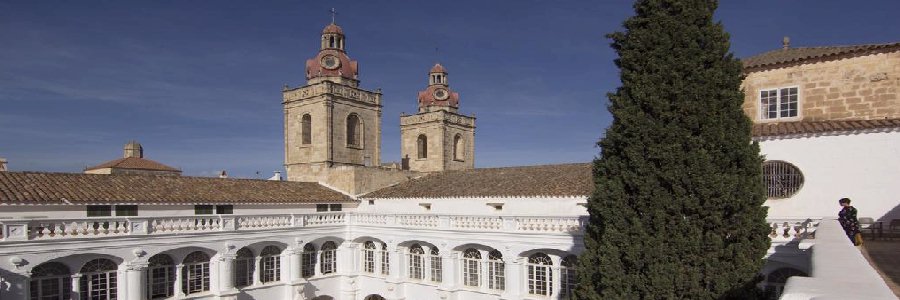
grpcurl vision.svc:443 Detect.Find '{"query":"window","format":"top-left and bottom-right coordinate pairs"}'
top-left (453, 134), bottom-right (464, 161)
top-left (301, 114), bottom-right (312, 145)
top-left (320, 241), bottom-right (337, 275)
top-left (87, 205), bottom-right (111, 217)
top-left (115, 205), bottom-right (138, 216)
top-left (760, 87), bottom-right (799, 120)
top-left (260, 246), bottom-right (282, 283)
top-left (527, 253), bottom-right (553, 296)
top-left (380, 242), bottom-right (390, 276)
top-left (765, 268), bottom-right (807, 299)
top-left (560, 255), bottom-right (578, 299)
top-left (80, 258), bottom-right (118, 300)
top-left (301, 244), bottom-right (317, 278)
top-left (462, 249), bottom-right (481, 287)
top-left (488, 250), bottom-right (505, 290)
top-left (30, 262), bottom-right (72, 300)
top-left (363, 241), bottom-right (376, 273)
top-left (762, 160), bottom-right (804, 199)
top-left (316, 204), bottom-right (329, 212)
top-left (234, 248), bottom-right (254, 288)
top-left (147, 254), bottom-right (175, 299)
top-left (417, 134), bottom-right (427, 159)
top-left (216, 205), bottom-right (233, 215)
top-left (429, 247), bottom-right (442, 283)
top-left (316, 204), bottom-right (342, 212)
top-left (194, 205), bottom-right (213, 215)
top-left (182, 251), bottom-right (210, 295)
top-left (408, 244), bottom-right (424, 280)
top-left (329, 204), bottom-right (342, 211)
top-left (347, 114), bottom-right (362, 148)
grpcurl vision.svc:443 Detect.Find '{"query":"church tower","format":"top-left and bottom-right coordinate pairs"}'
top-left (283, 21), bottom-right (383, 183)
top-left (400, 64), bottom-right (476, 172)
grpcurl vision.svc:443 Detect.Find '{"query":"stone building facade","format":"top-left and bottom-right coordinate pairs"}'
top-left (400, 64), bottom-right (476, 172)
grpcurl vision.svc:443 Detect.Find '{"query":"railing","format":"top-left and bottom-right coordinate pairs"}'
top-left (767, 218), bottom-right (819, 243)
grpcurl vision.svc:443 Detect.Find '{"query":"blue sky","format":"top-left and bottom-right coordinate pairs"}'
top-left (1, 1), bottom-right (898, 178)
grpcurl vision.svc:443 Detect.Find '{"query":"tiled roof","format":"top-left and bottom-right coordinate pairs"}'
top-left (363, 163), bottom-right (593, 199)
top-left (742, 42), bottom-right (900, 71)
top-left (0, 172), bottom-right (353, 204)
top-left (84, 157), bottom-right (180, 172)
top-left (752, 118), bottom-right (900, 138)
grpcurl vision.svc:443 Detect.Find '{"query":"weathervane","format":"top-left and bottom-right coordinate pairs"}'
top-left (330, 8), bottom-right (338, 24)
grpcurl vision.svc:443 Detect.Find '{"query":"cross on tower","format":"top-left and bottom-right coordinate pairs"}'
top-left (329, 8), bottom-right (338, 24)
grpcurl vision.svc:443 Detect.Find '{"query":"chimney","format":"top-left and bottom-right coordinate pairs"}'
top-left (0, 157), bottom-right (7, 172)
top-left (123, 141), bottom-right (143, 158)
top-left (782, 36), bottom-right (790, 50)
top-left (218, 170), bottom-right (228, 179)
top-left (268, 171), bottom-right (283, 181)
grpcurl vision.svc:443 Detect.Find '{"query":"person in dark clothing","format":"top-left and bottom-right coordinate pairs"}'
top-left (838, 197), bottom-right (862, 245)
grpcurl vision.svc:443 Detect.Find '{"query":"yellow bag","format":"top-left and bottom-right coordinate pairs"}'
top-left (854, 233), bottom-right (864, 246)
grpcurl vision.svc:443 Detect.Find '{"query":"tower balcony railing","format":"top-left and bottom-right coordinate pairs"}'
top-left (0, 213), bottom-right (817, 244)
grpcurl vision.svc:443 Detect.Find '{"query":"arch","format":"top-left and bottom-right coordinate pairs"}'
top-left (762, 160), bottom-right (804, 199)
top-left (453, 134), bottom-right (464, 161)
top-left (80, 258), bottom-right (118, 300)
top-left (301, 243), bottom-right (317, 278)
top-left (488, 250), bottom-right (505, 290)
top-left (560, 255), bottom-right (578, 299)
top-left (364, 295), bottom-right (386, 300)
top-left (417, 134), bottom-right (427, 159)
top-left (301, 113), bottom-right (312, 145)
top-left (320, 241), bottom-right (338, 275)
top-left (765, 267), bottom-right (808, 298)
top-left (260, 245), bottom-right (282, 283)
top-left (527, 252), bottom-right (553, 296)
top-left (147, 254), bottom-right (176, 299)
top-left (182, 251), bottom-right (211, 295)
top-left (346, 113), bottom-right (363, 148)
top-left (312, 296), bottom-right (335, 300)
top-left (408, 244), bottom-right (425, 280)
top-left (462, 248), bottom-right (481, 287)
top-left (234, 247), bottom-right (255, 288)
top-left (30, 262), bottom-right (72, 300)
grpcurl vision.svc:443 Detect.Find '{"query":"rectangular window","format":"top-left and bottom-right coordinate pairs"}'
top-left (316, 204), bottom-right (329, 212)
top-left (194, 205), bottom-right (214, 215)
top-left (329, 204), bottom-right (342, 211)
top-left (114, 205), bottom-right (138, 216)
top-left (86, 205), bottom-right (112, 217)
top-left (215, 205), bottom-right (233, 215)
top-left (760, 87), bottom-right (799, 120)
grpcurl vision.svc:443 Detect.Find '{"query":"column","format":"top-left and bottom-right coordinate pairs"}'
top-left (216, 253), bottom-right (236, 296)
top-left (501, 257), bottom-right (523, 300)
top-left (440, 251), bottom-right (457, 289)
top-left (288, 248), bottom-right (302, 283)
top-left (125, 263), bottom-right (148, 300)
top-left (252, 257), bottom-right (262, 285)
top-left (551, 256), bottom-right (562, 298)
top-left (338, 243), bottom-right (359, 300)
top-left (12, 270), bottom-right (31, 300)
top-left (388, 245), bottom-right (402, 281)
top-left (173, 264), bottom-right (185, 298)
top-left (71, 273), bottom-right (82, 300)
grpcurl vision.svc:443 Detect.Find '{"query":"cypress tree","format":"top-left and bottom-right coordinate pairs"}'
top-left (575, 0), bottom-right (771, 299)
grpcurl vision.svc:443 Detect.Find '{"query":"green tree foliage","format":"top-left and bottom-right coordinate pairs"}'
top-left (575, 0), bottom-right (771, 299)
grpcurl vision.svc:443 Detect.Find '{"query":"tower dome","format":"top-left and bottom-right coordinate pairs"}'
top-left (323, 23), bottom-right (344, 35)
top-left (418, 63), bottom-right (459, 112)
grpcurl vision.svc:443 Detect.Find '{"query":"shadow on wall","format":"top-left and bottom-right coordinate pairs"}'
top-left (0, 268), bottom-right (28, 300)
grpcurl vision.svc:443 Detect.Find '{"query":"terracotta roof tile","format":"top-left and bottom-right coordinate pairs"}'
top-left (84, 157), bottom-right (180, 172)
top-left (0, 172), bottom-right (352, 204)
top-left (742, 42), bottom-right (900, 71)
top-left (752, 118), bottom-right (900, 138)
top-left (363, 163), bottom-right (593, 199)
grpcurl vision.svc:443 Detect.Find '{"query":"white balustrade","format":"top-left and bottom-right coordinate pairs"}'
top-left (28, 219), bottom-right (130, 240)
top-left (306, 213), bottom-right (346, 226)
top-left (151, 217), bottom-right (221, 233)
top-left (516, 217), bottom-right (584, 233)
top-left (355, 213), bottom-right (388, 225)
top-left (397, 215), bottom-right (439, 228)
top-left (237, 215), bottom-right (292, 229)
top-left (768, 218), bottom-right (819, 242)
top-left (449, 216), bottom-right (503, 230)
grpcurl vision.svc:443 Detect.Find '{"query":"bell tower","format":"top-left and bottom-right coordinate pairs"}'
top-left (400, 64), bottom-right (476, 172)
top-left (283, 20), bottom-right (383, 184)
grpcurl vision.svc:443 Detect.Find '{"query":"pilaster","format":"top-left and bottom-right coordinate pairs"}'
top-left (125, 262), bottom-right (148, 300)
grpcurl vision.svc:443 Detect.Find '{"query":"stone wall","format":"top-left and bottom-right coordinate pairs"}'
top-left (286, 163), bottom-right (420, 196)
top-left (400, 110), bottom-right (475, 172)
top-left (741, 50), bottom-right (900, 122)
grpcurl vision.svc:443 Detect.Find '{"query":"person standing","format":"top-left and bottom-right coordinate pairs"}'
top-left (838, 197), bottom-right (863, 246)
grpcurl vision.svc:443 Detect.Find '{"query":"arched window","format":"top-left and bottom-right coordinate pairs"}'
top-left (380, 242), bottom-right (390, 276)
top-left (80, 258), bottom-right (118, 300)
top-left (301, 244), bottom-right (317, 278)
top-left (301, 114), bottom-right (312, 145)
top-left (346, 114), bottom-right (362, 148)
top-left (453, 134), bottom-right (464, 161)
top-left (560, 255), bottom-right (578, 299)
top-left (260, 246), bottom-right (282, 283)
top-left (417, 134), bottom-right (428, 159)
top-left (488, 250), bottom-right (505, 290)
top-left (147, 254), bottom-right (175, 299)
top-left (429, 247), bottom-right (442, 283)
top-left (765, 268), bottom-right (807, 298)
top-left (762, 160), bottom-right (804, 199)
top-left (462, 249), bottom-right (481, 287)
top-left (182, 251), bottom-right (210, 295)
top-left (234, 248), bottom-right (254, 288)
top-left (364, 295), bottom-right (386, 300)
top-left (30, 262), bottom-right (72, 300)
top-left (363, 241), bottom-right (376, 273)
top-left (320, 241), bottom-right (337, 275)
top-left (408, 244), bottom-right (424, 280)
top-left (527, 253), bottom-right (553, 296)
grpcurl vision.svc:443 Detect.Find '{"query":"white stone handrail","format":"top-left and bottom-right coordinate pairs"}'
top-left (780, 218), bottom-right (895, 300)
top-left (151, 216), bottom-right (222, 233)
top-left (25, 218), bottom-right (131, 240)
top-left (767, 218), bottom-right (820, 243)
top-left (237, 215), bottom-right (292, 229)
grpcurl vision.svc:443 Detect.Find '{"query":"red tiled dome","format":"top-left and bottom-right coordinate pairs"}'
top-left (430, 63), bottom-right (447, 73)
top-left (305, 49), bottom-right (359, 80)
top-left (323, 23), bottom-right (344, 35)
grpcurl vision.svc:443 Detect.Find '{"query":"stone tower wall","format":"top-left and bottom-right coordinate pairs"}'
top-left (400, 110), bottom-right (475, 172)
